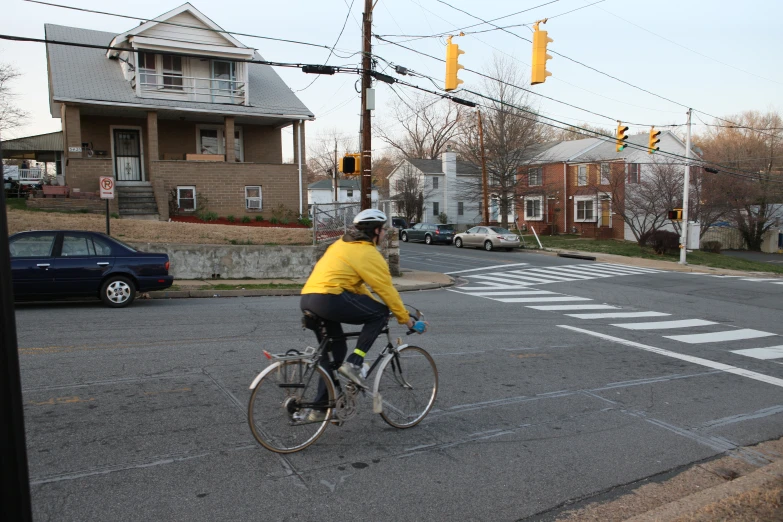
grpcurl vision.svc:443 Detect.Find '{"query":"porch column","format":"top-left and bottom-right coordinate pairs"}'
top-left (224, 116), bottom-right (235, 163)
top-left (146, 111), bottom-right (159, 179)
top-left (62, 104), bottom-right (82, 160)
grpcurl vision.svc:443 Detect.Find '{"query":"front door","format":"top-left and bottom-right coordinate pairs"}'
top-left (600, 200), bottom-right (611, 227)
top-left (113, 129), bottom-right (142, 181)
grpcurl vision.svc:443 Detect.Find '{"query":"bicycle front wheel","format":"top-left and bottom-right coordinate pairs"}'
top-left (376, 345), bottom-right (438, 429)
top-left (248, 360), bottom-right (335, 453)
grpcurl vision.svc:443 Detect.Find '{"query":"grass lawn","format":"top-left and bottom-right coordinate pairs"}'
top-left (209, 283), bottom-right (303, 290)
top-left (521, 234), bottom-right (783, 274)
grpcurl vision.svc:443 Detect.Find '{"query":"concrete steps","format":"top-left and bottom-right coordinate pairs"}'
top-left (117, 184), bottom-right (159, 220)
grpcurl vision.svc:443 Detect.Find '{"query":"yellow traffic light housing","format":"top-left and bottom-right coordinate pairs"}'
top-left (339, 154), bottom-right (361, 176)
top-left (445, 36), bottom-right (465, 92)
top-left (531, 21), bottom-right (553, 85)
top-left (667, 208), bottom-right (683, 221)
top-left (648, 127), bottom-right (662, 154)
top-left (616, 123), bottom-right (629, 152)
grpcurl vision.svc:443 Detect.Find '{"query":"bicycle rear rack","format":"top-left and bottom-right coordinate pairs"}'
top-left (263, 346), bottom-right (318, 362)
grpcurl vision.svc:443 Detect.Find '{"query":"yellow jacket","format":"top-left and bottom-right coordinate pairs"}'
top-left (302, 237), bottom-right (409, 324)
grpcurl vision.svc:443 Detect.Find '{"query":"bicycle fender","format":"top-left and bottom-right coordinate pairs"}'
top-left (371, 344), bottom-right (410, 396)
top-left (249, 363), bottom-right (280, 390)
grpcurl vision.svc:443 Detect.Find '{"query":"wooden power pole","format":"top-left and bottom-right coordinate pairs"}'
top-left (360, 0), bottom-right (373, 210)
top-left (477, 109), bottom-right (489, 225)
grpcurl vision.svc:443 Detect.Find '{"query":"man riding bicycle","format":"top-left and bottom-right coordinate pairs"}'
top-left (300, 209), bottom-right (423, 421)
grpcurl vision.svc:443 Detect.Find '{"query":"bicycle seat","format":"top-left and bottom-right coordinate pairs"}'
top-left (301, 309), bottom-right (324, 331)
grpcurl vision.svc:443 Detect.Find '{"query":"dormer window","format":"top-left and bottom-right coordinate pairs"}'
top-left (138, 52), bottom-right (183, 91)
top-left (138, 52), bottom-right (156, 88)
top-left (211, 61), bottom-right (236, 102)
top-left (161, 55), bottom-right (183, 90)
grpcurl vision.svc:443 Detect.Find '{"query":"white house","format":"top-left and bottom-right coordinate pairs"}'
top-left (307, 178), bottom-right (378, 205)
top-left (387, 151), bottom-right (514, 227)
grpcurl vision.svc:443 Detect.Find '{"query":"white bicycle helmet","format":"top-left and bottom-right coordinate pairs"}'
top-left (353, 208), bottom-right (388, 226)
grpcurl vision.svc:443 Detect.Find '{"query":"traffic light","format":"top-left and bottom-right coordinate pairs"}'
top-left (445, 36), bottom-right (465, 92)
top-left (616, 122), bottom-right (629, 152)
top-left (531, 22), bottom-right (553, 85)
top-left (339, 154), bottom-right (361, 176)
top-left (648, 127), bottom-right (661, 154)
top-left (667, 208), bottom-right (683, 221)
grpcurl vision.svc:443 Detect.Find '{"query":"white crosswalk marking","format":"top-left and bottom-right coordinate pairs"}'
top-left (566, 311), bottom-right (671, 319)
top-left (494, 296), bottom-right (593, 303)
top-left (665, 329), bottom-right (777, 344)
top-left (467, 290), bottom-right (556, 296)
top-left (731, 346), bottom-right (783, 360)
top-left (527, 304), bottom-right (620, 311)
top-left (469, 274), bottom-right (564, 285)
top-left (611, 319), bottom-right (717, 330)
top-left (459, 285), bottom-right (533, 290)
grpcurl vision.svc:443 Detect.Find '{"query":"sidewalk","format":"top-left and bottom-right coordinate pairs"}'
top-left (147, 269), bottom-right (454, 299)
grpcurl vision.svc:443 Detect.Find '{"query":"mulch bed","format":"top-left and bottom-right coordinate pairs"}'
top-left (170, 216), bottom-right (308, 228)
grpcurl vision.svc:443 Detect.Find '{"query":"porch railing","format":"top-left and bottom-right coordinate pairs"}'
top-left (19, 168), bottom-right (44, 183)
top-left (139, 72), bottom-right (246, 104)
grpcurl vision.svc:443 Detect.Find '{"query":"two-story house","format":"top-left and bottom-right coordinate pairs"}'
top-left (517, 131), bottom-right (693, 241)
top-left (46, 3), bottom-right (313, 219)
top-left (307, 178), bottom-right (379, 206)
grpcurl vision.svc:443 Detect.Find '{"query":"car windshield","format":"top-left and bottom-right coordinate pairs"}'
top-left (437, 224), bottom-right (455, 230)
top-left (489, 227), bottom-right (512, 234)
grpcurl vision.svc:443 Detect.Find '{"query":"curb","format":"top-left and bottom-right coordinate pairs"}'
top-left (627, 459), bottom-right (783, 521)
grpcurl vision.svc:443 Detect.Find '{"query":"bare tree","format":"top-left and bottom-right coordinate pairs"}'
top-left (0, 63), bottom-right (28, 134)
top-left (697, 111), bottom-right (783, 250)
top-left (552, 123), bottom-right (612, 142)
top-left (306, 128), bottom-right (355, 183)
top-left (374, 91), bottom-right (463, 160)
top-left (455, 55), bottom-right (549, 228)
top-left (390, 162), bottom-right (431, 224)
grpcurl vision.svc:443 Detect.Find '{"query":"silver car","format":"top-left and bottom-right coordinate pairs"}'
top-left (454, 226), bottom-right (521, 251)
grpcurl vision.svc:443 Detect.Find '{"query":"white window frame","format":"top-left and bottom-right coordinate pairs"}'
top-left (528, 168), bottom-right (542, 187)
top-left (458, 201), bottom-right (464, 216)
top-left (195, 125), bottom-right (244, 161)
top-left (109, 125), bottom-right (145, 182)
top-left (161, 55), bottom-right (184, 90)
top-left (627, 163), bottom-right (640, 184)
top-left (600, 163), bottom-right (611, 185)
top-left (346, 189), bottom-right (354, 198)
top-left (432, 176), bottom-right (439, 189)
top-left (574, 197), bottom-right (597, 222)
top-left (245, 186), bottom-right (262, 210)
top-left (524, 196), bottom-right (544, 221)
top-left (432, 201), bottom-right (440, 216)
top-left (177, 186), bottom-right (196, 212)
top-left (577, 165), bottom-right (588, 186)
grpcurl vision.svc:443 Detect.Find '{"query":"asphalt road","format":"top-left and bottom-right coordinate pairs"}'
top-left (16, 242), bottom-right (783, 521)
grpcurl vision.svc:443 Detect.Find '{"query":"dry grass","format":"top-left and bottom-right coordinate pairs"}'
top-left (7, 209), bottom-right (312, 245)
top-left (673, 478), bottom-right (783, 522)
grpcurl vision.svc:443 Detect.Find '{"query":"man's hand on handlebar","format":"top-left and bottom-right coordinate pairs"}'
top-left (406, 316), bottom-right (428, 334)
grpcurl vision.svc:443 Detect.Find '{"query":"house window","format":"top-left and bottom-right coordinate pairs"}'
top-left (245, 186), bottom-right (262, 210)
top-left (347, 189), bottom-right (353, 198)
top-left (432, 202), bottom-right (440, 216)
top-left (212, 60), bottom-right (237, 101)
top-left (575, 199), bottom-right (596, 222)
top-left (577, 165), bottom-right (587, 186)
top-left (600, 163), bottom-right (611, 185)
top-left (138, 52), bottom-right (156, 87)
top-left (528, 168), bottom-right (542, 186)
top-left (627, 163), bottom-right (640, 184)
top-left (161, 55), bottom-right (183, 90)
top-left (432, 176), bottom-right (439, 189)
top-left (525, 197), bottom-right (543, 220)
top-left (177, 186), bottom-right (196, 211)
top-left (458, 202), bottom-right (464, 216)
top-left (196, 126), bottom-right (244, 161)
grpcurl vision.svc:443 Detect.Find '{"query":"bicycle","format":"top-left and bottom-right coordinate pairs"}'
top-left (247, 306), bottom-right (438, 454)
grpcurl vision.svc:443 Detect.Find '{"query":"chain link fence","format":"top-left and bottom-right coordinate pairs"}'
top-left (311, 200), bottom-right (394, 245)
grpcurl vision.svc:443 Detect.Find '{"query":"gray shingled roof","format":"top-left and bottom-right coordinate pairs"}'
top-left (308, 179), bottom-right (378, 190)
top-left (408, 158), bottom-right (481, 175)
top-left (45, 24), bottom-right (313, 119)
top-left (1, 131), bottom-right (63, 153)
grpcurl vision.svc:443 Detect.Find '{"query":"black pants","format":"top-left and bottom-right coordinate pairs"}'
top-left (300, 292), bottom-right (390, 406)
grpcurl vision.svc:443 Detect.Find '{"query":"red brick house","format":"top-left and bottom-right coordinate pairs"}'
top-left (517, 131), bottom-right (692, 241)
top-left (46, 3), bottom-right (313, 220)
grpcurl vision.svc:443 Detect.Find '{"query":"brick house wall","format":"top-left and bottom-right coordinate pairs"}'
top-left (517, 162), bottom-right (567, 235)
top-left (150, 161), bottom-right (300, 220)
top-left (65, 158), bottom-right (118, 213)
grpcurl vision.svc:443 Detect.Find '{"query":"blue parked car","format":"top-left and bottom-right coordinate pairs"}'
top-left (9, 230), bottom-right (173, 307)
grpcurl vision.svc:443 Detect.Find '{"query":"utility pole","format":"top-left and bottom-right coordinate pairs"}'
top-left (679, 108), bottom-right (692, 265)
top-left (360, 0), bottom-right (373, 210)
top-left (333, 138), bottom-right (338, 202)
top-left (477, 109), bottom-right (489, 225)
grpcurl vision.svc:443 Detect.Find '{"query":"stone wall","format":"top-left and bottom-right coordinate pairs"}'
top-left (130, 243), bottom-right (317, 279)
top-left (64, 159), bottom-right (118, 213)
top-left (26, 197), bottom-right (105, 213)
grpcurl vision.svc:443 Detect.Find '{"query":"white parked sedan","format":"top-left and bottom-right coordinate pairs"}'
top-left (453, 226), bottom-right (522, 251)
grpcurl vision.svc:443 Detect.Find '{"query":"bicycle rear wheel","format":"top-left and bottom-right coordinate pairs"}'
top-left (248, 360), bottom-right (335, 453)
top-left (376, 346), bottom-right (438, 429)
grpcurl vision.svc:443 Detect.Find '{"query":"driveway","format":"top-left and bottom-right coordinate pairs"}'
top-left (720, 250), bottom-right (783, 264)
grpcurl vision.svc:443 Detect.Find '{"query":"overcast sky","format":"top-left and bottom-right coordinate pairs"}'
top-left (1, 0), bottom-right (780, 159)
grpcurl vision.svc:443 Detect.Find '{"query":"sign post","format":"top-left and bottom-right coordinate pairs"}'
top-left (99, 176), bottom-right (115, 235)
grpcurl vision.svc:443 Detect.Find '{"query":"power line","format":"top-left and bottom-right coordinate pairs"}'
top-left (296, 0), bottom-right (356, 92)
top-left (23, 0), bottom-right (345, 52)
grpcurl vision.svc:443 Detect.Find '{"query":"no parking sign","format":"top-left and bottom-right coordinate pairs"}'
top-left (99, 176), bottom-right (115, 199)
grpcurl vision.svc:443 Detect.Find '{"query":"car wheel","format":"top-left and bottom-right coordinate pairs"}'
top-left (455, 238), bottom-right (463, 248)
top-left (401, 232), bottom-right (408, 242)
top-left (101, 275), bottom-right (136, 308)
top-left (425, 235), bottom-right (432, 245)
top-left (484, 240), bottom-right (493, 251)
